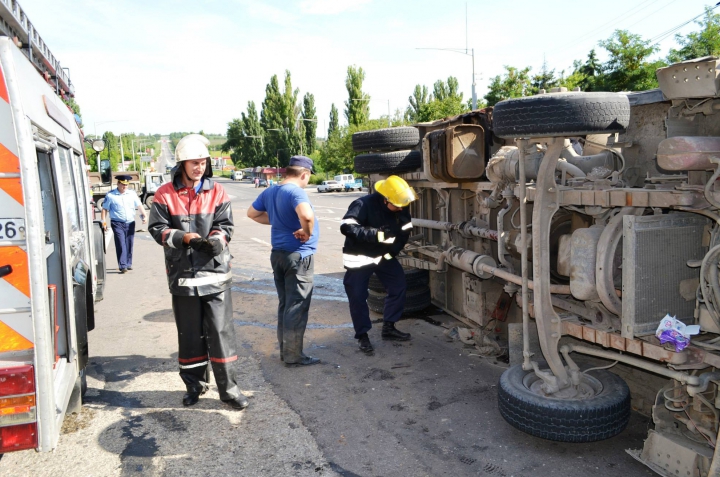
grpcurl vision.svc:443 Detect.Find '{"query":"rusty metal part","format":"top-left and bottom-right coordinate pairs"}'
top-left (518, 139), bottom-right (532, 371)
top-left (570, 225), bottom-right (604, 301)
top-left (519, 186), bottom-right (708, 209)
top-left (411, 218), bottom-right (498, 241)
top-left (496, 192), bottom-right (515, 272)
top-left (596, 207), bottom-right (643, 316)
top-left (559, 138), bottom-right (615, 175)
top-left (531, 137), bottom-right (568, 385)
top-left (561, 343), bottom-right (701, 385)
top-left (657, 136), bottom-right (720, 171)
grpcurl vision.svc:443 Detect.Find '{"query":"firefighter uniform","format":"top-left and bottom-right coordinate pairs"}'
top-left (340, 178), bottom-right (416, 349)
top-left (149, 134), bottom-right (247, 409)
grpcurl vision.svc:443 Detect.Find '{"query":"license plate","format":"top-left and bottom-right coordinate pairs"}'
top-left (0, 218), bottom-right (26, 241)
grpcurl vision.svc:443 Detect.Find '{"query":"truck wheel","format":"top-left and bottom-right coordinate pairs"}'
top-left (95, 197), bottom-right (104, 210)
top-left (498, 364), bottom-right (631, 443)
top-left (369, 267), bottom-right (429, 292)
top-left (492, 92), bottom-right (630, 139)
top-left (367, 286), bottom-right (431, 315)
top-left (354, 150), bottom-right (422, 174)
top-left (144, 194), bottom-right (154, 209)
top-left (352, 127), bottom-right (420, 153)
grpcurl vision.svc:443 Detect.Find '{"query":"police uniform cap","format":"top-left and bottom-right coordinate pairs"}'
top-left (116, 175), bottom-right (132, 184)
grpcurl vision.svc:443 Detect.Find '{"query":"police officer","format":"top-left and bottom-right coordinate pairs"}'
top-left (149, 134), bottom-right (249, 410)
top-left (101, 174), bottom-right (146, 274)
top-left (340, 175), bottom-right (417, 353)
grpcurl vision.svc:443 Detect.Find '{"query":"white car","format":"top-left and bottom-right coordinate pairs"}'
top-left (317, 180), bottom-right (343, 193)
top-left (231, 171), bottom-right (243, 180)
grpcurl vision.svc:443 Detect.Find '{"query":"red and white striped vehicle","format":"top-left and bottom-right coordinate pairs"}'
top-left (0, 1), bottom-right (105, 453)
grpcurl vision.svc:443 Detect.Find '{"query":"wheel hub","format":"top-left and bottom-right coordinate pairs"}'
top-left (524, 371), bottom-right (603, 400)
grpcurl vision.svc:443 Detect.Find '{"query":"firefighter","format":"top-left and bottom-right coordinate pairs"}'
top-left (148, 134), bottom-right (249, 410)
top-left (340, 175), bottom-right (417, 353)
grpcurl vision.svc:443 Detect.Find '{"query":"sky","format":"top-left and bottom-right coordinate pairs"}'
top-left (18, 0), bottom-right (719, 137)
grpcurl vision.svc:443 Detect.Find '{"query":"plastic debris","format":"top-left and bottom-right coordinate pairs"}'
top-left (655, 314), bottom-right (700, 352)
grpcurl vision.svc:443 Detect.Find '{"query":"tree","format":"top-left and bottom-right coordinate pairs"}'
top-left (406, 85), bottom-right (430, 122)
top-left (318, 119), bottom-right (389, 174)
top-left (529, 60), bottom-right (558, 95)
top-left (223, 101), bottom-right (264, 167)
top-left (484, 66), bottom-right (532, 106)
top-left (260, 70), bottom-right (305, 165)
top-left (344, 65), bottom-right (369, 126)
top-left (302, 92), bottom-right (317, 155)
top-left (596, 30), bottom-right (665, 92)
top-left (667, 7), bottom-right (720, 63)
top-left (328, 103), bottom-right (339, 138)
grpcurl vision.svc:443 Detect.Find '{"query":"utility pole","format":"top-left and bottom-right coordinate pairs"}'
top-left (119, 137), bottom-right (125, 172)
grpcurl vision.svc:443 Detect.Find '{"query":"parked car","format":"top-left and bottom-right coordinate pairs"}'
top-left (344, 179), bottom-right (363, 192)
top-left (232, 171), bottom-right (243, 180)
top-left (258, 179), bottom-right (268, 187)
top-left (317, 180), bottom-right (343, 193)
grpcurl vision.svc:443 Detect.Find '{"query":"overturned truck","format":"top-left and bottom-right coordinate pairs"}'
top-left (353, 57), bottom-right (720, 476)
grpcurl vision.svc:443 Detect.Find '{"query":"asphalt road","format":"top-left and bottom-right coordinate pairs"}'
top-left (0, 180), bottom-right (655, 476)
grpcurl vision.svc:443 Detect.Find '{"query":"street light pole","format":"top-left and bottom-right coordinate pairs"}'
top-left (416, 47), bottom-right (477, 110)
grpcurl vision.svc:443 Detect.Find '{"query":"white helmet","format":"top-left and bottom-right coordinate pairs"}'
top-left (175, 134), bottom-right (212, 177)
top-left (175, 134), bottom-right (210, 162)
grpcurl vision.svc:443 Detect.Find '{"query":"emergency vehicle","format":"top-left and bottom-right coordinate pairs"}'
top-left (0, 1), bottom-right (105, 453)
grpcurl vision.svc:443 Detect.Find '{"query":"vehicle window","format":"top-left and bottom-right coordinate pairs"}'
top-left (152, 176), bottom-right (162, 186)
top-left (58, 147), bottom-right (81, 233)
top-left (72, 152), bottom-right (88, 233)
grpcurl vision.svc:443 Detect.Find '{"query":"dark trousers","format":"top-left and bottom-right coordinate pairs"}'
top-left (171, 289), bottom-right (241, 401)
top-left (110, 220), bottom-right (135, 270)
top-left (344, 258), bottom-right (406, 339)
top-left (270, 250), bottom-right (314, 363)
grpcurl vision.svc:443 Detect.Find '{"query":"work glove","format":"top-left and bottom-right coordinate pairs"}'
top-left (189, 238), bottom-right (224, 256)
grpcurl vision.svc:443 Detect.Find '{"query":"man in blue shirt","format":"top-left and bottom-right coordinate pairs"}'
top-left (247, 156), bottom-right (320, 367)
top-left (102, 175), bottom-right (146, 274)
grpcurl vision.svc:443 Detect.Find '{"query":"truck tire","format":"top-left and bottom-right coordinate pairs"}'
top-left (354, 150), bottom-right (422, 174)
top-left (352, 127), bottom-right (420, 152)
top-left (492, 92), bottom-right (630, 139)
top-left (369, 267), bottom-right (429, 292)
top-left (95, 197), bottom-right (104, 210)
top-left (144, 194), bottom-right (154, 209)
top-left (367, 286), bottom-right (431, 315)
top-left (498, 364), bottom-right (631, 443)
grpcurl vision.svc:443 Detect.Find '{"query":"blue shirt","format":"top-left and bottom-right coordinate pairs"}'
top-left (103, 188), bottom-right (141, 223)
top-left (252, 183), bottom-right (319, 258)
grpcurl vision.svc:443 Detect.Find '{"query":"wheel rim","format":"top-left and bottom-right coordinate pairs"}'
top-left (523, 371), bottom-right (604, 400)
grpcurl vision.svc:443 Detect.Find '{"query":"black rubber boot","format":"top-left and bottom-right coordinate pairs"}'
top-left (223, 393), bottom-right (250, 410)
top-left (381, 321), bottom-right (411, 341)
top-left (182, 385), bottom-right (208, 406)
top-left (358, 333), bottom-right (374, 353)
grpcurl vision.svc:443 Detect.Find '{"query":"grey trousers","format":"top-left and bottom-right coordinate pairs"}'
top-left (270, 250), bottom-right (314, 363)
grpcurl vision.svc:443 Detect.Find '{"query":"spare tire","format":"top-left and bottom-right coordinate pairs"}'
top-left (369, 267), bottom-right (429, 292)
top-left (354, 150), bottom-right (422, 174)
top-left (492, 92), bottom-right (630, 139)
top-left (498, 364), bottom-right (631, 443)
top-left (367, 286), bottom-right (431, 315)
top-left (352, 127), bottom-right (420, 152)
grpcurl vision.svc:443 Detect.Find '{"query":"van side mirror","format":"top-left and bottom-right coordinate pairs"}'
top-left (100, 159), bottom-right (111, 184)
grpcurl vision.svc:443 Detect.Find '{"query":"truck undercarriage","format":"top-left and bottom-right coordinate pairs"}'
top-left (356, 57), bottom-right (720, 476)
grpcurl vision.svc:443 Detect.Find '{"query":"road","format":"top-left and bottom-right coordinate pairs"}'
top-left (0, 180), bottom-right (654, 477)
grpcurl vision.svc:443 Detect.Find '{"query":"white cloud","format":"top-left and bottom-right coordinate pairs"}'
top-left (299, 0), bottom-right (372, 15)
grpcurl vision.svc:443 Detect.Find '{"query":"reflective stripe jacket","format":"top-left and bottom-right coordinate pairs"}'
top-left (340, 192), bottom-right (412, 269)
top-left (148, 170), bottom-right (234, 296)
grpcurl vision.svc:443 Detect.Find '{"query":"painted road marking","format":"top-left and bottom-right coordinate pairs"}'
top-left (251, 237), bottom-right (272, 247)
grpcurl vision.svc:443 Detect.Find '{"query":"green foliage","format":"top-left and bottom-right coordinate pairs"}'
top-left (405, 77), bottom-right (468, 122)
top-left (302, 93), bottom-right (317, 155)
top-left (484, 66), bottom-right (532, 106)
top-left (344, 65), bottom-right (369, 126)
top-left (63, 98), bottom-right (82, 127)
top-left (595, 30), bottom-right (665, 91)
top-left (328, 103), bottom-right (339, 137)
top-left (223, 101), bottom-right (265, 167)
top-left (667, 7), bottom-right (720, 63)
top-left (529, 60), bottom-right (558, 95)
top-left (308, 174), bottom-right (324, 185)
top-left (260, 70), bottom-right (306, 166)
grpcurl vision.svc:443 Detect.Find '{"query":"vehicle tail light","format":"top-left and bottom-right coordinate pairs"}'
top-left (0, 423), bottom-right (37, 452)
top-left (0, 365), bottom-right (34, 396)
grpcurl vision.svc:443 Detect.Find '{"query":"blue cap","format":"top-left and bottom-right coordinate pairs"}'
top-left (288, 155), bottom-right (314, 172)
top-left (116, 175), bottom-right (132, 183)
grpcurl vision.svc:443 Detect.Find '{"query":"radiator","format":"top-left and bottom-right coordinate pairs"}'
top-left (621, 213), bottom-right (708, 338)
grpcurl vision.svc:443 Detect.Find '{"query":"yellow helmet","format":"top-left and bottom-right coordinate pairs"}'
top-left (374, 175), bottom-right (417, 208)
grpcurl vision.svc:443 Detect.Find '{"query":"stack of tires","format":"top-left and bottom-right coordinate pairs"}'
top-left (367, 267), bottom-right (431, 316)
top-left (352, 127), bottom-right (422, 174)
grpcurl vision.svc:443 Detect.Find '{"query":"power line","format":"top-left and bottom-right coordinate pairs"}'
top-left (622, 0), bottom-right (682, 32)
top-left (650, 1), bottom-right (720, 44)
